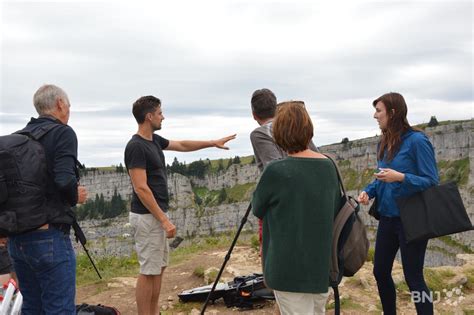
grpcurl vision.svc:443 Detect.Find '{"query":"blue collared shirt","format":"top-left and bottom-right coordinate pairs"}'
top-left (364, 129), bottom-right (439, 217)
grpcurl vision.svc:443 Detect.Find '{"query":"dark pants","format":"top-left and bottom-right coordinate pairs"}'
top-left (0, 246), bottom-right (13, 275)
top-left (8, 227), bottom-right (76, 315)
top-left (373, 216), bottom-right (433, 315)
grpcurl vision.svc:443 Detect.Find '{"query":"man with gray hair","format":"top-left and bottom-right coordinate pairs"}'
top-left (6, 84), bottom-right (87, 314)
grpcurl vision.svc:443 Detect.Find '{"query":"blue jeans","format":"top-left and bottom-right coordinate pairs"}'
top-left (8, 226), bottom-right (76, 315)
top-left (373, 216), bottom-right (433, 315)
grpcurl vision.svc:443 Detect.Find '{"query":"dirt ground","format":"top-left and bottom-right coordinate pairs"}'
top-left (77, 246), bottom-right (277, 314)
top-left (77, 246), bottom-right (474, 315)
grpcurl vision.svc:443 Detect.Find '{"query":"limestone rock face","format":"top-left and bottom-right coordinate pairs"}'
top-left (167, 202), bottom-right (258, 239)
top-left (80, 172), bottom-right (133, 201)
top-left (191, 164), bottom-right (259, 190)
top-left (323, 120), bottom-right (473, 249)
top-left (168, 173), bottom-right (194, 209)
top-left (79, 120), bottom-right (473, 249)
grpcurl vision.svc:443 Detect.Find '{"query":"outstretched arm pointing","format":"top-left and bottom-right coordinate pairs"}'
top-left (166, 134), bottom-right (236, 152)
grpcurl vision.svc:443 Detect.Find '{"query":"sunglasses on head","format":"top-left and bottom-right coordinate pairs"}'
top-left (277, 100), bottom-right (305, 108)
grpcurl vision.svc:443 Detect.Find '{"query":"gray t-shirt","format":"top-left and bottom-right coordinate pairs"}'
top-left (250, 121), bottom-right (286, 172)
top-left (250, 120), bottom-right (318, 172)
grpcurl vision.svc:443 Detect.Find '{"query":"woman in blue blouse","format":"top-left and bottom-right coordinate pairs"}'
top-left (358, 92), bottom-right (438, 315)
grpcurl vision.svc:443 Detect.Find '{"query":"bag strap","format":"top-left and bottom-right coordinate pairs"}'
top-left (14, 123), bottom-right (61, 141)
top-left (332, 285), bottom-right (341, 315)
top-left (323, 154), bottom-right (347, 198)
top-left (325, 154), bottom-right (360, 216)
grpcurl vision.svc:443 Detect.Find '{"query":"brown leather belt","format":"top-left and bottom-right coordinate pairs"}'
top-left (37, 224), bottom-right (49, 230)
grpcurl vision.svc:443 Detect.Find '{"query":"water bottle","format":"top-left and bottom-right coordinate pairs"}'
top-left (0, 279), bottom-right (17, 315)
top-left (10, 291), bottom-right (22, 315)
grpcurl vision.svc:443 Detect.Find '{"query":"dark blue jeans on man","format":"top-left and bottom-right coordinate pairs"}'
top-left (8, 226), bottom-right (76, 315)
top-left (373, 216), bottom-right (433, 315)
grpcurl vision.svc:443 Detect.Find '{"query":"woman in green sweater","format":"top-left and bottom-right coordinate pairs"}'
top-left (252, 101), bottom-right (340, 315)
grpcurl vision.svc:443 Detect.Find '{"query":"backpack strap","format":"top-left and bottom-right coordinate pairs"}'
top-left (14, 123), bottom-right (61, 141)
top-left (324, 154), bottom-right (360, 214)
top-left (332, 285), bottom-right (341, 315)
top-left (323, 154), bottom-right (347, 198)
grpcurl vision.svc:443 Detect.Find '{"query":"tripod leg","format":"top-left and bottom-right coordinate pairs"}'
top-left (83, 246), bottom-right (102, 279)
top-left (200, 203), bottom-right (252, 314)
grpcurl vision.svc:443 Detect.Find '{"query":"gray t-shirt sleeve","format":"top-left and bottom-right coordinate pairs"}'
top-left (250, 129), bottom-right (286, 172)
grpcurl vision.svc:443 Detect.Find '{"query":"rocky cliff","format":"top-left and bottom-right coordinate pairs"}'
top-left (79, 120), bottom-right (473, 253)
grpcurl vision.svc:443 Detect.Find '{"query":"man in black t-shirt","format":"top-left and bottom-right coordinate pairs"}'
top-left (124, 95), bottom-right (235, 315)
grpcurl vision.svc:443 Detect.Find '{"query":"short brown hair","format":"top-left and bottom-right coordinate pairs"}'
top-left (273, 101), bottom-right (313, 154)
top-left (251, 88), bottom-right (277, 119)
top-left (132, 95), bottom-right (161, 124)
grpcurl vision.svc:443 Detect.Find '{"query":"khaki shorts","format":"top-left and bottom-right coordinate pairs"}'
top-left (129, 212), bottom-right (169, 275)
top-left (274, 289), bottom-right (330, 315)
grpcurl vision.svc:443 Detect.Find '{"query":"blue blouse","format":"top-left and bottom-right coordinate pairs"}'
top-left (364, 129), bottom-right (439, 217)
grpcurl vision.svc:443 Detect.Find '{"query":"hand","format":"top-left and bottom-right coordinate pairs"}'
top-left (161, 219), bottom-right (177, 239)
top-left (0, 238), bottom-right (7, 247)
top-left (374, 168), bottom-right (405, 183)
top-left (357, 191), bottom-right (370, 205)
top-left (77, 186), bottom-right (88, 204)
top-left (213, 134), bottom-right (237, 150)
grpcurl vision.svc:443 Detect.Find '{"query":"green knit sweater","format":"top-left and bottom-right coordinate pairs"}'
top-left (252, 157), bottom-right (340, 293)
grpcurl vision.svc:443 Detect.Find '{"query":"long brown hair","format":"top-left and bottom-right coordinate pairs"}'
top-left (373, 92), bottom-right (418, 161)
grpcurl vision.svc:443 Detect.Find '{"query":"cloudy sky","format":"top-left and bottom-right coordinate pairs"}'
top-left (1, 0), bottom-right (472, 167)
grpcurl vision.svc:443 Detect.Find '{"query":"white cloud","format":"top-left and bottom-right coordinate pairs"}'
top-left (1, 0), bottom-right (472, 166)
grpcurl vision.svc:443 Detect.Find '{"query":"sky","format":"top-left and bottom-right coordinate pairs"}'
top-left (1, 0), bottom-right (472, 167)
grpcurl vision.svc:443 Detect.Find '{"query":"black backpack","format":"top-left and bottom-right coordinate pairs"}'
top-left (222, 274), bottom-right (274, 309)
top-left (0, 125), bottom-right (59, 237)
top-left (76, 303), bottom-right (120, 315)
top-left (178, 273), bottom-right (274, 310)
